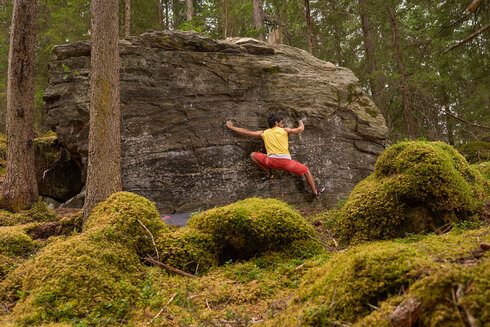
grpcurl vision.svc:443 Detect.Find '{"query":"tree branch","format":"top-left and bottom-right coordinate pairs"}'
top-left (443, 24), bottom-right (490, 54)
top-left (445, 111), bottom-right (490, 130)
top-left (146, 257), bottom-right (196, 278)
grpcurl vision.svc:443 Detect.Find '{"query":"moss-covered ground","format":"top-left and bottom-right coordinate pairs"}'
top-left (0, 141), bottom-right (488, 326)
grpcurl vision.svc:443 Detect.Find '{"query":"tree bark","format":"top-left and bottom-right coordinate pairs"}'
top-left (124, 0), bottom-right (130, 37)
top-left (186, 0), bottom-right (193, 21)
top-left (157, 0), bottom-right (164, 29)
top-left (252, 0), bottom-right (265, 41)
top-left (305, 0), bottom-right (313, 53)
top-left (224, 0), bottom-right (230, 37)
top-left (0, 0), bottom-right (38, 211)
top-left (388, 6), bottom-right (415, 139)
top-left (359, 0), bottom-right (386, 115)
top-left (84, 0), bottom-right (122, 220)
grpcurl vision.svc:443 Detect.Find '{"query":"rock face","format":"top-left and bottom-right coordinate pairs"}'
top-left (44, 31), bottom-right (388, 213)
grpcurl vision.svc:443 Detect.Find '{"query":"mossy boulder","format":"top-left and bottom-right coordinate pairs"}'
top-left (336, 141), bottom-right (487, 244)
top-left (0, 226), bottom-right (35, 257)
top-left (0, 201), bottom-right (59, 227)
top-left (84, 192), bottom-right (171, 257)
top-left (187, 197), bottom-right (321, 261)
top-left (459, 141), bottom-right (490, 164)
top-left (155, 227), bottom-right (219, 274)
top-left (266, 228), bottom-right (490, 326)
top-left (0, 231), bottom-right (145, 325)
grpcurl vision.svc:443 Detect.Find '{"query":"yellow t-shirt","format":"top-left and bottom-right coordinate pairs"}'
top-left (263, 127), bottom-right (290, 155)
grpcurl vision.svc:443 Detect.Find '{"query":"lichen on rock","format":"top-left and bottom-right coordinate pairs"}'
top-left (336, 141), bottom-right (487, 244)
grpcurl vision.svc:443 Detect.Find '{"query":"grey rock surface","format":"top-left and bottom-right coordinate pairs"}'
top-left (44, 31), bottom-right (388, 212)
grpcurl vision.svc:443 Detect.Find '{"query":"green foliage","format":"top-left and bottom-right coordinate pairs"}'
top-left (336, 141), bottom-right (487, 244)
top-left (84, 191), bottom-right (170, 257)
top-left (187, 197), bottom-right (321, 261)
top-left (459, 141), bottom-right (490, 164)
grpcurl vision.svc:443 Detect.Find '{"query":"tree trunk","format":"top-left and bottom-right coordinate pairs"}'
top-left (0, 0), bottom-right (38, 211)
top-left (186, 0), bottom-right (193, 21)
top-left (269, 26), bottom-right (283, 44)
top-left (157, 0), bottom-right (164, 29)
top-left (84, 0), bottom-right (122, 220)
top-left (165, 0), bottom-right (169, 30)
top-left (252, 0), bottom-right (265, 41)
top-left (224, 0), bottom-right (230, 37)
top-left (388, 6), bottom-right (415, 139)
top-left (305, 0), bottom-right (313, 53)
top-left (124, 0), bottom-right (130, 37)
top-left (359, 0), bottom-right (386, 115)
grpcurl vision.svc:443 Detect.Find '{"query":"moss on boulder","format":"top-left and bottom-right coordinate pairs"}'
top-left (0, 201), bottom-right (59, 227)
top-left (155, 227), bottom-right (219, 274)
top-left (472, 161), bottom-right (490, 181)
top-left (336, 141), bottom-right (487, 244)
top-left (266, 228), bottom-right (490, 326)
top-left (459, 141), bottom-right (490, 164)
top-left (84, 192), bottom-right (170, 257)
top-left (187, 197), bottom-right (321, 261)
top-left (0, 226), bottom-right (35, 257)
top-left (0, 231), bottom-right (145, 325)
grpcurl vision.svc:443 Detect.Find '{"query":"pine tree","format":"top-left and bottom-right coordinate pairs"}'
top-left (0, 0), bottom-right (38, 211)
top-left (83, 0), bottom-right (122, 220)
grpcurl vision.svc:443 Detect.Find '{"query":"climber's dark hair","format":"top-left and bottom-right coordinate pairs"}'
top-left (267, 114), bottom-right (283, 128)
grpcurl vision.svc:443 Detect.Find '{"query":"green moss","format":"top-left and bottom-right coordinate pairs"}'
top-left (336, 141), bottom-right (487, 245)
top-left (0, 253), bottom-right (16, 279)
top-left (459, 141), bottom-right (490, 164)
top-left (0, 201), bottom-right (59, 227)
top-left (34, 136), bottom-right (59, 163)
top-left (266, 227), bottom-right (490, 326)
top-left (1, 231), bottom-right (145, 325)
top-left (187, 197), bottom-right (321, 261)
top-left (0, 226), bottom-right (35, 257)
top-left (85, 192), bottom-right (170, 257)
top-left (155, 226), bottom-right (219, 274)
top-left (472, 161), bottom-right (490, 181)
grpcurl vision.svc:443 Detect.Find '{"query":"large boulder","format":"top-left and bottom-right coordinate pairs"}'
top-left (44, 31), bottom-right (388, 212)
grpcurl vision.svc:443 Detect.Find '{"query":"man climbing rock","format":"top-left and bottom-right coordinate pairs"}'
top-left (226, 114), bottom-right (325, 199)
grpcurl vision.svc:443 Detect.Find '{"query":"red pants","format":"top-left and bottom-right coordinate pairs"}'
top-left (253, 152), bottom-right (309, 176)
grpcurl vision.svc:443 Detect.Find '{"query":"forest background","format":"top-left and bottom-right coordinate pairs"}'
top-left (0, 0), bottom-right (488, 144)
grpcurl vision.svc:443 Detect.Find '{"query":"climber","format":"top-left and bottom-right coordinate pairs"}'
top-left (226, 114), bottom-right (325, 199)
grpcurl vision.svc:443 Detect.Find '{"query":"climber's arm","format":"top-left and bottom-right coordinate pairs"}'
top-left (226, 121), bottom-right (263, 138)
top-left (285, 120), bottom-right (304, 135)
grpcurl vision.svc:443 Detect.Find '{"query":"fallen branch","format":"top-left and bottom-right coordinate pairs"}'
top-left (308, 235), bottom-right (335, 251)
top-left (443, 24), bottom-right (490, 54)
top-left (138, 220), bottom-right (160, 261)
top-left (146, 257), bottom-right (196, 278)
top-left (146, 292), bottom-right (177, 326)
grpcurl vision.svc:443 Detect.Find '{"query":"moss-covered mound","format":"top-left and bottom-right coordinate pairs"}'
top-left (187, 197), bottom-right (321, 261)
top-left (85, 192), bottom-right (170, 257)
top-left (0, 231), bottom-right (145, 325)
top-left (0, 226), bottom-right (35, 257)
top-left (336, 141), bottom-right (487, 244)
top-left (472, 161), bottom-right (490, 181)
top-left (266, 228), bottom-right (490, 326)
top-left (156, 227), bottom-right (219, 274)
top-left (459, 141), bottom-right (490, 164)
top-left (0, 201), bottom-right (59, 227)
top-left (0, 254), bottom-right (16, 279)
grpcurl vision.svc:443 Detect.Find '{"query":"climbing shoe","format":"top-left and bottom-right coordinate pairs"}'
top-left (261, 173), bottom-right (274, 181)
top-left (315, 186), bottom-right (326, 200)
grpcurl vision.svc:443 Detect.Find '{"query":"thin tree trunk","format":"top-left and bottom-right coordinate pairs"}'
top-left (0, 0), bottom-right (38, 211)
top-left (445, 108), bottom-right (455, 145)
top-left (305, 0), bottom-right (313, 53)
top-left (186, 0), bottom-right (193, 21)
top-left (84, 0), bottom-right (122, 220)
top-left (157, 0), bottom-right (163, 29)
top-left (224, 0), bottom-right (229, 37)
top-left (165, 0), bottom-right (169, 30)
top-left (388, 6), bottom-right (415, 139)
top-left (252, 0), bottom-right (265, 41)
top-left (359, 0), bottom-right (386, 115)
top-left (124, 0), bottom-right (130, 37)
